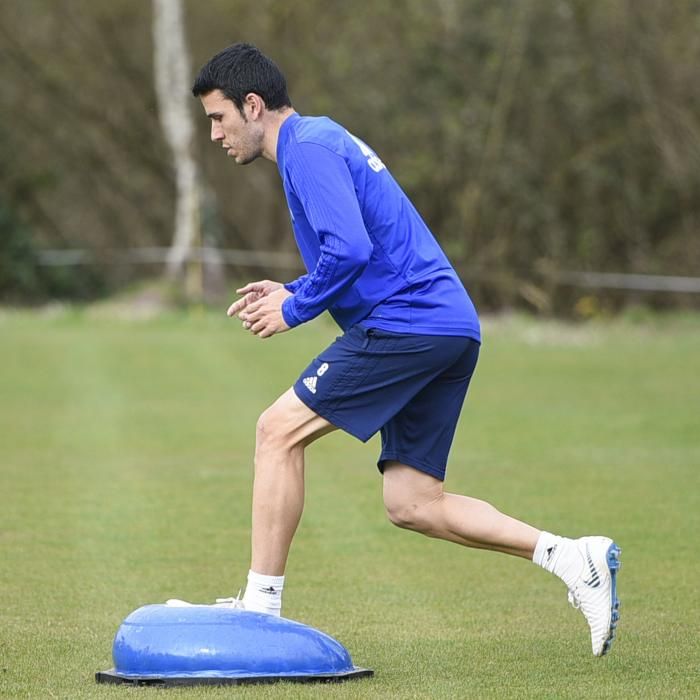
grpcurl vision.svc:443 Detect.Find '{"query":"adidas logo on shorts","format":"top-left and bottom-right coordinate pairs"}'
top-left (302, 362), bottom-right (329, 395)
top-left (302, 376), bottom-right (317, 394)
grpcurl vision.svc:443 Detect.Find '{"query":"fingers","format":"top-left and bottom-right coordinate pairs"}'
top-left (227, 300), bottom-right (243, 317)
top-left (235, 281), bottom-right (264, 295)
top-left (243, 305), bottom-right (265, 327)
top-left (227, 290), bottom-right (261, 317)
top-left (244, 297), bottom-right (265, 315)
top-left (240, 316), bottom-right (268, 337)
top-left (245, 307), bottom-right (277, 336)
top-left (230, 280), bottom-right (280, 317)
top-left (235, 279), bottom-right (277, 295)
top-left (227, 295), bottom-right (251, 317)
top-left (257, 326), bottom-right (275, 339)
top-left (232, 286), bottom-right (290, 338)
top-left (249, 322), bottom-right (263, 335)
top-left (250, 320), bottom-right (276, 339)
top-left (244, 287), bottom-right (284, 316)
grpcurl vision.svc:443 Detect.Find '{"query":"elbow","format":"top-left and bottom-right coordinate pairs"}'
top-left (348, 237), bottom-right (373, 270)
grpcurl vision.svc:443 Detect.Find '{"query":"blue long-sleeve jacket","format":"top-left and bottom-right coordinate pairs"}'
top-left (277, 114), bottom-right (480, 342)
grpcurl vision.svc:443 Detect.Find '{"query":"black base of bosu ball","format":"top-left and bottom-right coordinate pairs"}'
top-left (95, 668), bottom-right (372, 688)
top-left (96, 604), bottom-right (373, 687)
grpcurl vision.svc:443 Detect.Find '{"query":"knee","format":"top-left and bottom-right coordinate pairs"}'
top-left (383, 467), bottom-right (444, 534)
top-left (255, 405), bottom-right (294, 456)
top-left (384, 497), bottom-right (432, 533)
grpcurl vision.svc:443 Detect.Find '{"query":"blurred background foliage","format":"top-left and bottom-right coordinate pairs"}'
top-left (1, 0), bottom-right (699, 312)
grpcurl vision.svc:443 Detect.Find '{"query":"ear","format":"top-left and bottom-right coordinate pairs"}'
top-left (244, 93), bottom-right (265, 120)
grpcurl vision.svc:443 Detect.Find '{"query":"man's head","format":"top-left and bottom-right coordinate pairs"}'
top-left (193, 43), bottom-right (292, 165)
top-left (192, 43), bottom-right (291, 115)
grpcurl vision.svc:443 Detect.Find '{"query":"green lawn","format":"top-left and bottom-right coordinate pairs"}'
top-left (1, 308), bottom-right (698, 699)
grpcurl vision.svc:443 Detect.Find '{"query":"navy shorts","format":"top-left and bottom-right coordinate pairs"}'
top-left (293, 325), bottom-right (480, 481)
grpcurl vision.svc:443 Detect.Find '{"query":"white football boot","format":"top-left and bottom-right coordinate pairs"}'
top-left (165, 593), bottom-right (244, 609)
top-left (565, 536), bottom-right (622, 656)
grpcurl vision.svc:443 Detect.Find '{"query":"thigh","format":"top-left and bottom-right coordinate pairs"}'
top-left (378, 339), bottom-right (480, 481)
top-left (382, 460), bottom-right (444, 509)
top-left (261, 388), bottom-right (337, 448)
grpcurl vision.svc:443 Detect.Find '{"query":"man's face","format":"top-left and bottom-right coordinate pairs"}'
top-left (200, 89), bottom-right (263, 165)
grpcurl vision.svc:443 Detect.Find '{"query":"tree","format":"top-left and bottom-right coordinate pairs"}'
top-left (152, 0), bottom-right (200, 284)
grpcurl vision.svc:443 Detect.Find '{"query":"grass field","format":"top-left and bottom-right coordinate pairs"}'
top-left (1, 308), bottom-right (698, 699)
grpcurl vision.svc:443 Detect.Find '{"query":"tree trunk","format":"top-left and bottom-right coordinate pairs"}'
top-left (152, 0), bottom-right (200, 284)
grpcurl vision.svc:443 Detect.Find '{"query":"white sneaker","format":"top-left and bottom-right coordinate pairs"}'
top-left (566, 537), bottom-right (622, 656)
top-left (214, 596), bottom-right (245, 608)
top-left (165, 594), bottom-right (244, 609)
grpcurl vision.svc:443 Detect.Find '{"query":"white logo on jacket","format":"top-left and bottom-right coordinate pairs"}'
top-left (346, 131), bottom-right (386, 173)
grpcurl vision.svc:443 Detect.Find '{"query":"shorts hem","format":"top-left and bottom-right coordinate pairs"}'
top-left (377, 452), bottom-right (447, 482)
top-left (292, 385), bottom-right (375, 443)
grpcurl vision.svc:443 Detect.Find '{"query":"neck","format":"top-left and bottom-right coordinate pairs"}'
top-left (261, 107), bottom-right (296, 163)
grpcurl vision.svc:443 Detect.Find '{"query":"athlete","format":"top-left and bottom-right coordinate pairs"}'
top-left (175, 42), bottom-right (621, 657)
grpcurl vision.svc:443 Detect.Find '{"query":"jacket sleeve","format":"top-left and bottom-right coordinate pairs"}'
top-left (283, 275), bottom-right (309, 294)
top-left (280, 141), bottom-right (373, 328)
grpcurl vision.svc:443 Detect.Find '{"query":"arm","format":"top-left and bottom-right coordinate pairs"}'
top-left (281, 142), bottom-right (373, 328)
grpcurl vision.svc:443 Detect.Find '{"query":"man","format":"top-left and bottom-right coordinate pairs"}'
top-left (179, 42), bottom-right (621, 657)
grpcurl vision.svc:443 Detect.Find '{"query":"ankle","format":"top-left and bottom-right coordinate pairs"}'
top-left (533, 532), bottom-right (581, 588)
top-left (242, 570), bottom-right (285, 616)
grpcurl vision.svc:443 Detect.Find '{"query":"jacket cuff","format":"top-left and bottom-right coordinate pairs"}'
top-left (281, 296), bottom-right (302, 328)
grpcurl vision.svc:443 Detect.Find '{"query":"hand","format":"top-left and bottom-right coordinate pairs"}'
top-left (227, 280), bottom-right (284, 318)
top-left (240, 287), bottom-right (292, 338)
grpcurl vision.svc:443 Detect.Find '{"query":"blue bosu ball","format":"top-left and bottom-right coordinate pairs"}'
top-left (95, 604), bottom-right (372, 686)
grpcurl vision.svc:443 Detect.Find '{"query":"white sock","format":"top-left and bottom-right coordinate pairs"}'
top-left (533, 531), bottom-right (580, 589)
top-left (242, 570), bottom-right (284, 616)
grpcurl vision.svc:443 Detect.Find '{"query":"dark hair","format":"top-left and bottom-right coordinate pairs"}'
top-left (192, 43), bottom-right (292, 112)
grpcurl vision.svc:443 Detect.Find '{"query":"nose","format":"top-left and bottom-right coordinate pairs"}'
top-left (211, 122), bottom-right (223, 143)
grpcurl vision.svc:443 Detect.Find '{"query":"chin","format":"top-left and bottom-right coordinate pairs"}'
top-left (236, 153), bottom-right (259, 166)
